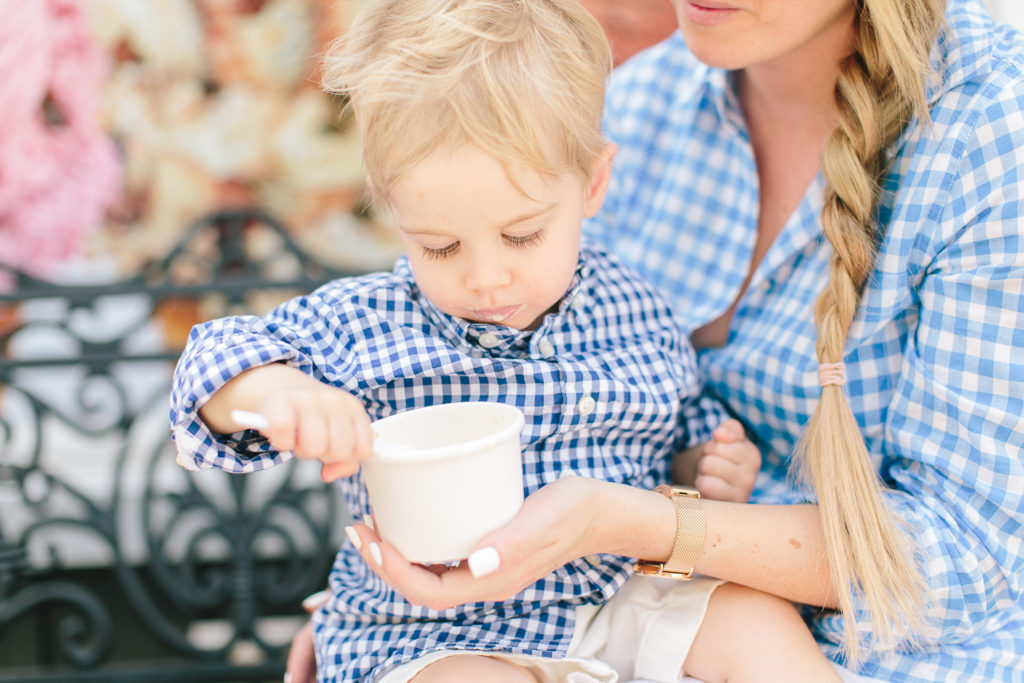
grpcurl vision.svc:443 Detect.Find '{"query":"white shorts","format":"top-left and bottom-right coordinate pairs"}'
top-left (379, 574), bottom-right (725, 683)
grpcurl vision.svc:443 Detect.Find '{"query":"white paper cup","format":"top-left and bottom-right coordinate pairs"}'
top-left (361, 402), bottom-right (526, 564)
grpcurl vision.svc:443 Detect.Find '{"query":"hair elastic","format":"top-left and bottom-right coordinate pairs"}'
top-left (818, 362), bottom-right (846, 387)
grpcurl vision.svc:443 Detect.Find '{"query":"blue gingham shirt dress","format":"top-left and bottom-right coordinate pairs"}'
top-left (587, 0), bottom-right (1024, 680)
top-left (170, 243), bottom-right (724, 681)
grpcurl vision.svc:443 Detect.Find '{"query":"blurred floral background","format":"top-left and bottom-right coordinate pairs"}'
top-left (0, 0), bottom-right (398, 284)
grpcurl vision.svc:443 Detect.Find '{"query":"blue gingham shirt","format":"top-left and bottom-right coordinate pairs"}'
top-left (170, 243), bottom-right (723, 681)
top-left (587, 1), bottom-right (1024, 680)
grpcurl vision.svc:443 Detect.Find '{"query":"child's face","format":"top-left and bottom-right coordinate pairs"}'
top-left (388, 144), bottom-right (613, 331)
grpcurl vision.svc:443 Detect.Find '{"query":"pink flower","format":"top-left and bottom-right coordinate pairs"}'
top-left (0, 0), bottom-right (122, 285)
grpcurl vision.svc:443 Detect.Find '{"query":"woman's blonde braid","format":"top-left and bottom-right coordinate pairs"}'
top-left (797, 0), bottom-right (944, 667)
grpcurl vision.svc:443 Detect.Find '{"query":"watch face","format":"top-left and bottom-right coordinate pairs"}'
top-left (656, 484), bottom-right (700, 498)
top-left (633, 559), bottom-right (695, 580)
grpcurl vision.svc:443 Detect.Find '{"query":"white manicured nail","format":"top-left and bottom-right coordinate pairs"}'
top-left (345, 525), bottom-right (362, 551)
top-left (283, 673), bottom-right (292, 683)
top-left (467, 547), bottom-right (500, 578)
top-left (369, 543), bottom-right (383, 567)
top-left (301, 589), bottom-right (329, 611)
top-left (231, 409), bottom-right (269, 430)
top-left (363, 514), bottom-right (374, 530)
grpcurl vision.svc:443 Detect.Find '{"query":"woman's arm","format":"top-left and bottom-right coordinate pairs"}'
top-left (347, 475), bottom-right (836, 611)
top-left (699, 499), bottom-right (834, 607)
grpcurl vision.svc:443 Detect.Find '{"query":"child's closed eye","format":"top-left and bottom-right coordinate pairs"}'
top-left (422, 242), bottom-right (460, 260)
top-left (503, 230), bottom-right (543, 248)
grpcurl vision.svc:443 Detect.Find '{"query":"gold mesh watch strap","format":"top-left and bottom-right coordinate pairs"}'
top-left (632, 484), bottom-right (705, 580)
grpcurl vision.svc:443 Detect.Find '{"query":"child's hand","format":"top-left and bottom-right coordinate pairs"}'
top-left (678, 419), bottom-right (761, 503)
top-left (257, 384), bottom-right (373, 482)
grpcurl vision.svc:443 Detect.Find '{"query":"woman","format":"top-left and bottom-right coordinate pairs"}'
top-left (294, 0), bottom-right (1024, 680)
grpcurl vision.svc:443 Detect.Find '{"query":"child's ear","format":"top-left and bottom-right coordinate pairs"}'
top-left (583, 142), bottom-right (617, 218)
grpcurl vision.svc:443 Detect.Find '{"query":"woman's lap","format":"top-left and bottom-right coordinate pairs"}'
top-left (380, 575), bottom-right (724, 682)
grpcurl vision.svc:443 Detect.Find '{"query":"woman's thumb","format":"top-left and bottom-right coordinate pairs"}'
top-left (466, 546), bottom-right (502, 578)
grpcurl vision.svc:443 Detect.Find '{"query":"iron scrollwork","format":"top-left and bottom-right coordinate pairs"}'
top-left (0, 209), bottom-right (367, 681)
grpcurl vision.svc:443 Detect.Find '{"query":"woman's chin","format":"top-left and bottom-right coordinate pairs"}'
top-left (682, 36), bottom-right (756, 71)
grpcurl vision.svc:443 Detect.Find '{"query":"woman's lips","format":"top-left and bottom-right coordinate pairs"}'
top-left (469, 304), bottom-right (523, 324)
top-left (682, 1), bottom-right (740, 27)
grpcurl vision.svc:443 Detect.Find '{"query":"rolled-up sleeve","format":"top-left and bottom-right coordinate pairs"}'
top-left (169, 293), bottom-right (353, 473)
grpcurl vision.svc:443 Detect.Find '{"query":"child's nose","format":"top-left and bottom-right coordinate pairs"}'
top-left (465, 252), bottom-right (513, 291)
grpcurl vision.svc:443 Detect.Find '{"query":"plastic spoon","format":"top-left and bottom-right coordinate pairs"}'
top-left (230, 409), bottom-right (414, 457)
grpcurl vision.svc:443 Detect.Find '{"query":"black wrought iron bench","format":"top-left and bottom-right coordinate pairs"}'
top-left (0, 209), bottom-right (368, 682)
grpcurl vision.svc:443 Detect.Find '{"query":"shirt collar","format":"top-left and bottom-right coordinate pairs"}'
top-left (393, 254), bottom-right (590, 354)
top-left (926, 0), bottom-right (1001, 105)
top-left (697, 57), bottom-right (744, 135)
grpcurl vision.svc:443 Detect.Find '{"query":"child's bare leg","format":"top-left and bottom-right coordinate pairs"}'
top-left (411, 654), bottom-right (539, 682)
top-left (683, 582), bottom-right (841, 683)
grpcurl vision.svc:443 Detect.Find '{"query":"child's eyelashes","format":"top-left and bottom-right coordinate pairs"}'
top-left (504, 230), bottom-right (544, 247)
top-left (422, 242), bottom-right (460, 260)
top-left (419, 230), bottom-right (544, 261)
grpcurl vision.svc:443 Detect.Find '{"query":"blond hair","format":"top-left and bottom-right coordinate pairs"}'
top-left (798, 0), bottom-right (945, 666)
top-left (319, 0), bottom-right (612, 201)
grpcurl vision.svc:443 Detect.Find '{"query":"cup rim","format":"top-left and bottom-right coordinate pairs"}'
top-left (367, 401), bottom-right (525, 464)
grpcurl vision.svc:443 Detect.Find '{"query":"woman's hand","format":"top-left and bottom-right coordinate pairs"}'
top-left (345, 475), bottom-right (608, 610)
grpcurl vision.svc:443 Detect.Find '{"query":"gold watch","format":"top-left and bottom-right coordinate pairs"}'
top-left (633, 484), bottom-right (705, 580)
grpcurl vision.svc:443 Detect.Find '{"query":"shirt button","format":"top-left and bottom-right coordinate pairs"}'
top-left (477, 331), bottom-right (500, 348)
top-left (538, 339), bottom-right (555, 358)
top-left (577, 395), bottom-right (596, 416)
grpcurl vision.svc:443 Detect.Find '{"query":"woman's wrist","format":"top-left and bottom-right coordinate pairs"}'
top-left (586, 479), bottom-right (677, 562)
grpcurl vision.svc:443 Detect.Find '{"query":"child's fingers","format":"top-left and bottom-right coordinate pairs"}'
top-left (697, 451), bottom-right (758, 503)
top-left (711, 418), bottom-right (745, 443)
top-left (694, 474), bottom-right (743, 503)
top-left (350, 407), bottom-right (374, 462)
top-left (321, 393), bottom-right (372, 466)
top-left (708, 442), bottom-right (757, 468)
top-left (698, 452), bottom-right (744, 482)
top-left (326, 412), bottom-right (350, 463)
top-left (261, 401), bottom-right (300, 451)
top-left (320, 459), bottom-right (357, 482)
top-left (322, 411), bottom-right (356, 464)
top-left (295, 401), bottom-right (330, 459)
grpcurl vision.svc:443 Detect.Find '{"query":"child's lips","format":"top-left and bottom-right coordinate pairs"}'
top-left (469, 304), bottom-right (522, 323)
